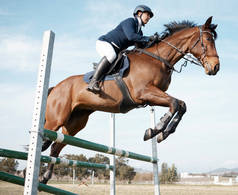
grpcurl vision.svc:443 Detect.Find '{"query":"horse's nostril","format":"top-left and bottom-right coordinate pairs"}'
top-left (214, 63), bottom-right (220, 72)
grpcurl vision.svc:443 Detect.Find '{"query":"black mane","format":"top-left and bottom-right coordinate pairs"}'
top-left (160, 20), bottom-right (217, 40)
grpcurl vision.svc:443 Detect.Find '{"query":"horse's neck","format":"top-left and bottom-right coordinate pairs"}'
top-left (158, 29), bottom-right (195, 66)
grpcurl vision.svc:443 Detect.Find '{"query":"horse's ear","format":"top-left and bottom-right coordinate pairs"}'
top-left (212, 24), bottom-right (218, 30)
top-left (204, 16), bottom-right (213, 28)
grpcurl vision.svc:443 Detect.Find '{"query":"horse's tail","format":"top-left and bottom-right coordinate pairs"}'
top-left (48, 86), bottom-right (54, 96)
top-left (42, 87), bottom-right (54, 152)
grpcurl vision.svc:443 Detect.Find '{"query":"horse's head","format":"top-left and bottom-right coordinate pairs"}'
top-left (190, 16), bottom-right (220, 75)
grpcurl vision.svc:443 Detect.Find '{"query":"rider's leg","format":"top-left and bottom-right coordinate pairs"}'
top-left (87, 56), bottom-right (110, 92)
top-left (87, 40), bottom-right (117, 93)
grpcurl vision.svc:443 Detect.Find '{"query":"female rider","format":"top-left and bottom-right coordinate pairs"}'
top-left (88, 5), bottom-right (155, 93)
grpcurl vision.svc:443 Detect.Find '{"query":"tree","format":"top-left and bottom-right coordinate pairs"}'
top-left (116, 157), bottom-right (136, 183)
top-left (168, 164), bottom-right (179, 183)
top-left (0, 157), bottom-right (19, 173)
top-left (160, 162), bottom-right (179, 184)
top-left (89, 154), bottom-right (110, 180)
top-left (160, 162), bottom-right (169, 184)
top-left (62, 154), bottom-right (90, 180)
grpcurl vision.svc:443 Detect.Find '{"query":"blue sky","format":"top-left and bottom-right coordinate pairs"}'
top-left (0, 0), bottom-right (238, 173)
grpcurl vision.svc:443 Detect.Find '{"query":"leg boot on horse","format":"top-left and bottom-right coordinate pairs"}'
top-left (144, 98), bottom-right (180, 141)
top-left (157, 100), bottom-right (186, 143)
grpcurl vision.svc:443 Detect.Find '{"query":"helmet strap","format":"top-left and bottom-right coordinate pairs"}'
top-left (140, 14), bottom-right (145, 26)
top-left (137, 13), bottom-right (145, 26)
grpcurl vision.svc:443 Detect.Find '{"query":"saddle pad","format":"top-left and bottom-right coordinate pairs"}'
top-left (83, 56), bottom-right (130, 84)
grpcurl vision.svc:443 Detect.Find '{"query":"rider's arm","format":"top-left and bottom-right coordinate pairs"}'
top-left (121, 18), bottom-right (150, 43)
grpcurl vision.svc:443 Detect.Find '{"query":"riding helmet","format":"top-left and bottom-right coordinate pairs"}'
top-left (133, 5), bottom-right (154, 18)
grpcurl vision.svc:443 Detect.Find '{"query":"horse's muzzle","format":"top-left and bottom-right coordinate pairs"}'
top-left (204, 55), bottom-right (220, 75)
top-left (207, 63), bottom-right (220, 75)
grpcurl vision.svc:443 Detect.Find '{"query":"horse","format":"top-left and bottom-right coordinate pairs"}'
top-left (40, 16), bottom-right (220, 183)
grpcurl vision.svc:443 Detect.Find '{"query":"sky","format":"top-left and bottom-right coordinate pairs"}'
top-left (0, 0), bottom-right (238, 174)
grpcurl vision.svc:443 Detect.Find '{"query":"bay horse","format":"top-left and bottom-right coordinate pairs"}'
top-left (40, 16), bottom-right (219, 183)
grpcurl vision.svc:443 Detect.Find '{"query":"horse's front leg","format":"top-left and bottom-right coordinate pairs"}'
top-left (136, 86), bottom-right (180, 141)
top-left (157, 100), bottom-right (186, 143)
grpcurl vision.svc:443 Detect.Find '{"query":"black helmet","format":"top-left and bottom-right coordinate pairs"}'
top-left (133, 5), bottom-right (154, 18)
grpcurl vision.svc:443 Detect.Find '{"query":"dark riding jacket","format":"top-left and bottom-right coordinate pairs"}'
top-left (99, 17), bottom-right (150, 51)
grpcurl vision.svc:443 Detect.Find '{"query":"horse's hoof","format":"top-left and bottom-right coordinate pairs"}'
top-left (144, 128), bottom-right (153, 141)
top-left (39, 178), bottom-right (48, 184)
top-left (157, 132), bottom-right (164, 143)
top-left (144, 128), bottom-right (164, 141)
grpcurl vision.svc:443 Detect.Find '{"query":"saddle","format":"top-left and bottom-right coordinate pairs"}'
top-left (84, 51), bottom-right (140, 113)
top-left (93, 50), bottom-right (128, 75)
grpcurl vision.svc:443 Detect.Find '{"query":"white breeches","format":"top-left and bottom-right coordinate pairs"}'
top-left (96, 40), bottom-right (117, 63)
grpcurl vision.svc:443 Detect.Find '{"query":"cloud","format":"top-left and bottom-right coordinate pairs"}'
top-left (48, 34), bottom-right (99, 85)
top-left (0, 83), bottom-right (34, 149)
top-left (0, 31), bottom-right (97, 79)
top-left (86, 1), bottom-right (128, 15)
top-left (217, 39), bottom-right (238, 62)
top-left (0, 33), bottom-right (41, 71)
top-left (78, 1), bottom-right (131, 35)
top-left (0, 83), bottom-right (34, 121)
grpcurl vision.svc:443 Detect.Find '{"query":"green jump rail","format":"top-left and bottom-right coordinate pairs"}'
top-left (0, 171), bottom-right (77, 195)
top-left (44, 129), bottom-right (158, 163)
top-left (0, 148), bottom-right (113, 170)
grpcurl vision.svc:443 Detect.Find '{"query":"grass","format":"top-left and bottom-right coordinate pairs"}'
top-left (0, 181), bottom-right (238, 195)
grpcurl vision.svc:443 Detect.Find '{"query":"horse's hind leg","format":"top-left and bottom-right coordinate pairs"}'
top-left (40, 109), bottom-right (93, 184)
top-left (40, 141), bottom-right (66, 184)
top-left (39, 121), bottom-right (64, 184)
top-left (41, 101), bottom-right (72, 152)
top-left (41, 85), bottom-right (73, 152)
top-left (41, 122), bottom-right (63, 152)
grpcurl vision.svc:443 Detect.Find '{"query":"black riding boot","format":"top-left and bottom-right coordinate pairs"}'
top-left (87, 56), bottom-right (110, 93)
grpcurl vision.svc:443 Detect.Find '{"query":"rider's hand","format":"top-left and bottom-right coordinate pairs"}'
top-left (149, 33), bottom-right (160, 42)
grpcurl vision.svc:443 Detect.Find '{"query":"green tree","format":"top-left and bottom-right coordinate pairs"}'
top-left (160, 162), bottom-right (179, 184)
top-left (63, 154), bottom-right (90, 180)
top-left (0, 157), bottom-right (19, 173)
top-left (116, 157), bottom-right (136, 183)
top-left (168, 164), bottom-right (179, 183)
top-left (89, 154), bottom-right (110, 180)
top-left (160, 162), bottom-right (169, 184)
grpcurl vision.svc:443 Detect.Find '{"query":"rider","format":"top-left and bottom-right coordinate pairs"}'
top-left (87, 5), bottom-right (155, 93)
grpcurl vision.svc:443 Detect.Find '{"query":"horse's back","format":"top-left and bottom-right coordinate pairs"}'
top-left (47, 74), bottom-right (123, 113)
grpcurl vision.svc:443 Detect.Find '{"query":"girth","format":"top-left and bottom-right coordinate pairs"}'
top-left (113, 74), bottom-right (139, 113)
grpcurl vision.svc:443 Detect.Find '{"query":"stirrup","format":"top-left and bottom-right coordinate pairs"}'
top-left (87, 80), bottom-right (101, 93)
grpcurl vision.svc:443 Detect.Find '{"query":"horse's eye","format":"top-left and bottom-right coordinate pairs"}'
top-left (206, 37), bottom-right (213, 42)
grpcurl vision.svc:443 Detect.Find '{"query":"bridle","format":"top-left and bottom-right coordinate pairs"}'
top-left (134, 26), bottom-right (218, 73)
top-left (161, 26), bottom-right (218, 71)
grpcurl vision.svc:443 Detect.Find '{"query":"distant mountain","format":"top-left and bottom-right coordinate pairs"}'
top-left (231, 168), bottom-right (238, 172)
top-left (206, 168), bottom-right (238, 175)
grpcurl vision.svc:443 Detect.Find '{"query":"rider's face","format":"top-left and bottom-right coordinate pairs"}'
top-left (139, 12), bottom-right (151, 24)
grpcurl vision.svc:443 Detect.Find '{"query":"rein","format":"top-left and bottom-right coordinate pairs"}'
top-left (134, 47), bottom-right (174, 70)
top-left (134, 26), bottom-right (215, 73)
